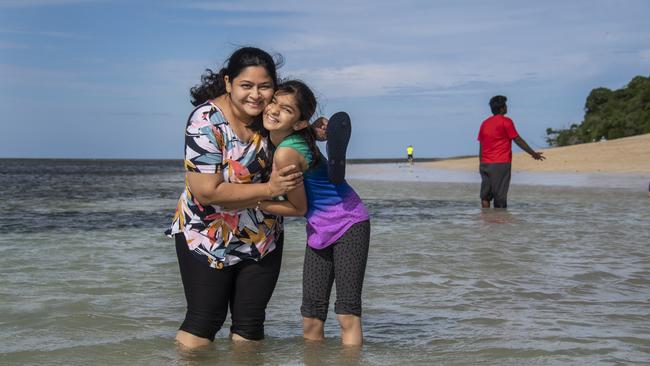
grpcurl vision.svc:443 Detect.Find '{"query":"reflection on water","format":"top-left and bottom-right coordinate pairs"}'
top-left (479, 209), bottom-right (516, 224)
top-left (172, 338), bottom-right (363, 366)
top-left (1, 160), bottom-right (649, 365)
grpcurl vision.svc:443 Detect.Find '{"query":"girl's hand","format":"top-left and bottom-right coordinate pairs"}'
top-left (268, 164), bottom-right (303, 197)
top-left (311, 117), bottom-right (328, 141)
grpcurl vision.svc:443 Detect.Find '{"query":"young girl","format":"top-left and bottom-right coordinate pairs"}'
top-left (259, 80), bottom-right (371, 346)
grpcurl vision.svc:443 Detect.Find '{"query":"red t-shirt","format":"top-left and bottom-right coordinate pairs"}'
top-left (477, 115), bottom-right (519, 163)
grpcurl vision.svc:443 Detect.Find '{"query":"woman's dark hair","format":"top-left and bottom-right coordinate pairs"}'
top-left (190, 47), bottom-right (281, 106)
top-left (276, 80), bottom-right (320, 168)
top-left (190, 47), bottom-right (282, 133)
top-left (489, 95), bottom-right (507, 114)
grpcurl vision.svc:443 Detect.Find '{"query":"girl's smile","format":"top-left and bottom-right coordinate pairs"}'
top-left (263, 93), bottom-right (303, 132)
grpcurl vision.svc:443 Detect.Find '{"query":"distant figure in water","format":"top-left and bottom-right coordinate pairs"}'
top-left (406, 145), bottom-right (414, 166)
top-left (477, 95), bottom-right (545, 208)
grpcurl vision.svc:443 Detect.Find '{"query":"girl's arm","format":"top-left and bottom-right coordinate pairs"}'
top-left (187, 163), bottom-right (303, 207)
top-left (259, 148), bottom-right (308, 217)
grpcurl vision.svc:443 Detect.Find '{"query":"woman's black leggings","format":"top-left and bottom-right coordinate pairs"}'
top-left (175, 233), bottom-right (283, 341)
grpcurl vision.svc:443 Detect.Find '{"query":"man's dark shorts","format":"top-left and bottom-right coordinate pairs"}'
top-left (479, 162), bottom-right (511, 208)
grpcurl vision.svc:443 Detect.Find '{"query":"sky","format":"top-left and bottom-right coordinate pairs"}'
top-left (1, 0), bottom-right (649, 159)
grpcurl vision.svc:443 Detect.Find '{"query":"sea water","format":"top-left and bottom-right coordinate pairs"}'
top-left (1, 159), bottom-right (648, 365)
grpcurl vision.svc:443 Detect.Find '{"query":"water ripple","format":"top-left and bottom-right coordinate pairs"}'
top-left (1, 160), bottom-right (649, 365)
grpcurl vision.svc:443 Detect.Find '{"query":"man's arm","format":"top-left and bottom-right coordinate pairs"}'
top-left (513, 136), bottom-right (545, 160)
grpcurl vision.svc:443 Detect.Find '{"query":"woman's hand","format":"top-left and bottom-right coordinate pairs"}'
top-left (187, 164), bottom-right (301, 207)
top-left (268, 164), bottom-right (303, 197)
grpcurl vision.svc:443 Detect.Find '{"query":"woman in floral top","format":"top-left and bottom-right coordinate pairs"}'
top-left (167, 47), bottom-right (302, 348)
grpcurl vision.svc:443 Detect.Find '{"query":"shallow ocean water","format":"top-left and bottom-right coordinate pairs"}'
top-left (1, 159), bottom-right (649, 365)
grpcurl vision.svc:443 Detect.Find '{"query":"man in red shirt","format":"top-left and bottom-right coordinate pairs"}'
top-left (478, 95), bottom-right (545, 208)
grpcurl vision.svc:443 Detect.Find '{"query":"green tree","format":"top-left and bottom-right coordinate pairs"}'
top-left (546, 75), bottom-right (650, 146)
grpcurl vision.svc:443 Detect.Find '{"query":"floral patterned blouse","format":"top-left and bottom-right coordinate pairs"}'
top-left (166, 101), bottom-right (282, 269)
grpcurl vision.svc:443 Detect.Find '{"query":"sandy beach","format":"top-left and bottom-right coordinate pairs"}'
top-left (423, 133), bottom-right (650, 173)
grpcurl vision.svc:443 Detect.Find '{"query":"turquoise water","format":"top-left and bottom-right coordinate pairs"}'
top-left (1, 160), bottom-right (649, 365)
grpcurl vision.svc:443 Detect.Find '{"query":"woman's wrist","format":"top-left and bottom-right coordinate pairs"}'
top-left (266, 182), bottom-right (274, 199)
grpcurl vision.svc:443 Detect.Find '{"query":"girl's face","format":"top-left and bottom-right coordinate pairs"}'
top-left (263, 93), bottom-right (307, 133)
top-left (225, 66), bottom-right (274, 120)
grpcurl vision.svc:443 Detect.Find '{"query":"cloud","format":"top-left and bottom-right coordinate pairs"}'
top-left (640, 49), bottom-right (650, 64)
top-left (288, 51), bottom-right (598, 99)
top-left (0, 0), bottom-right (100, 7)
top-left (0, 28), bottom-right (87, 39)
top-left (0, 58), bottom-right (208, 96)
top-left (107, 111), bottom-right (172, 117)
top-left (177, 1), bottom-right (304, 13)
top-left (148, 59), bottom-right (214, 89)
top-left (0, 63), bottom-right (150, 98)
top-left (0, 63), bottom-right (74, 84)
top-left (269, 33), bottom-right (383, 53)
top-left (0, 41), bottom-right (27, 49)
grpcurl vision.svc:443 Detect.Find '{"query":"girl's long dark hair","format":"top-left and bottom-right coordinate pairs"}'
top-left (190, 47), bottom-right (283, 133)
top-left (276, 80), bottom-right (320, 169)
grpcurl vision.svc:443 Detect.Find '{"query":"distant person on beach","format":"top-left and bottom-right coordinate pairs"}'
top-left (258, 80), bottom-right (370, 346)
top-left (478, 95), bottom-right (545, 208)
top-left (406, 145), bottom-right (414, 166)
top-left (165, 47), bottom-right (304, 349)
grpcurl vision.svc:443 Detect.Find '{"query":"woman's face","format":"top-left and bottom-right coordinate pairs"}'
top-left (225, 66), bottom-right (274, 120)
top-left (263, 92), bottom-right (303, 133)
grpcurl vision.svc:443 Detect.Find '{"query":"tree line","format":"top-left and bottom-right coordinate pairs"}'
top-left (546, 75), bottom-right (650, 147)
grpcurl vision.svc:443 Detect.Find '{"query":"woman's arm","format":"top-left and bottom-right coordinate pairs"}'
top-left (187, 163), bottom-right (303, 207)
top-left (259, 148), bottom-right (308, 217)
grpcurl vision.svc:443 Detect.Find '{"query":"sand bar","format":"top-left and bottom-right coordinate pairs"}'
top-left (423, 133), bottom-right (650, 174)
top-left (347, 134), bottom-right (650, 189)
top-left (347, 163), bottom-right (649, 190)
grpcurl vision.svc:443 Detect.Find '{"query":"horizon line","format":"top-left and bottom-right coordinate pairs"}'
top-left (0, 156), bottom-right (477, 163)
